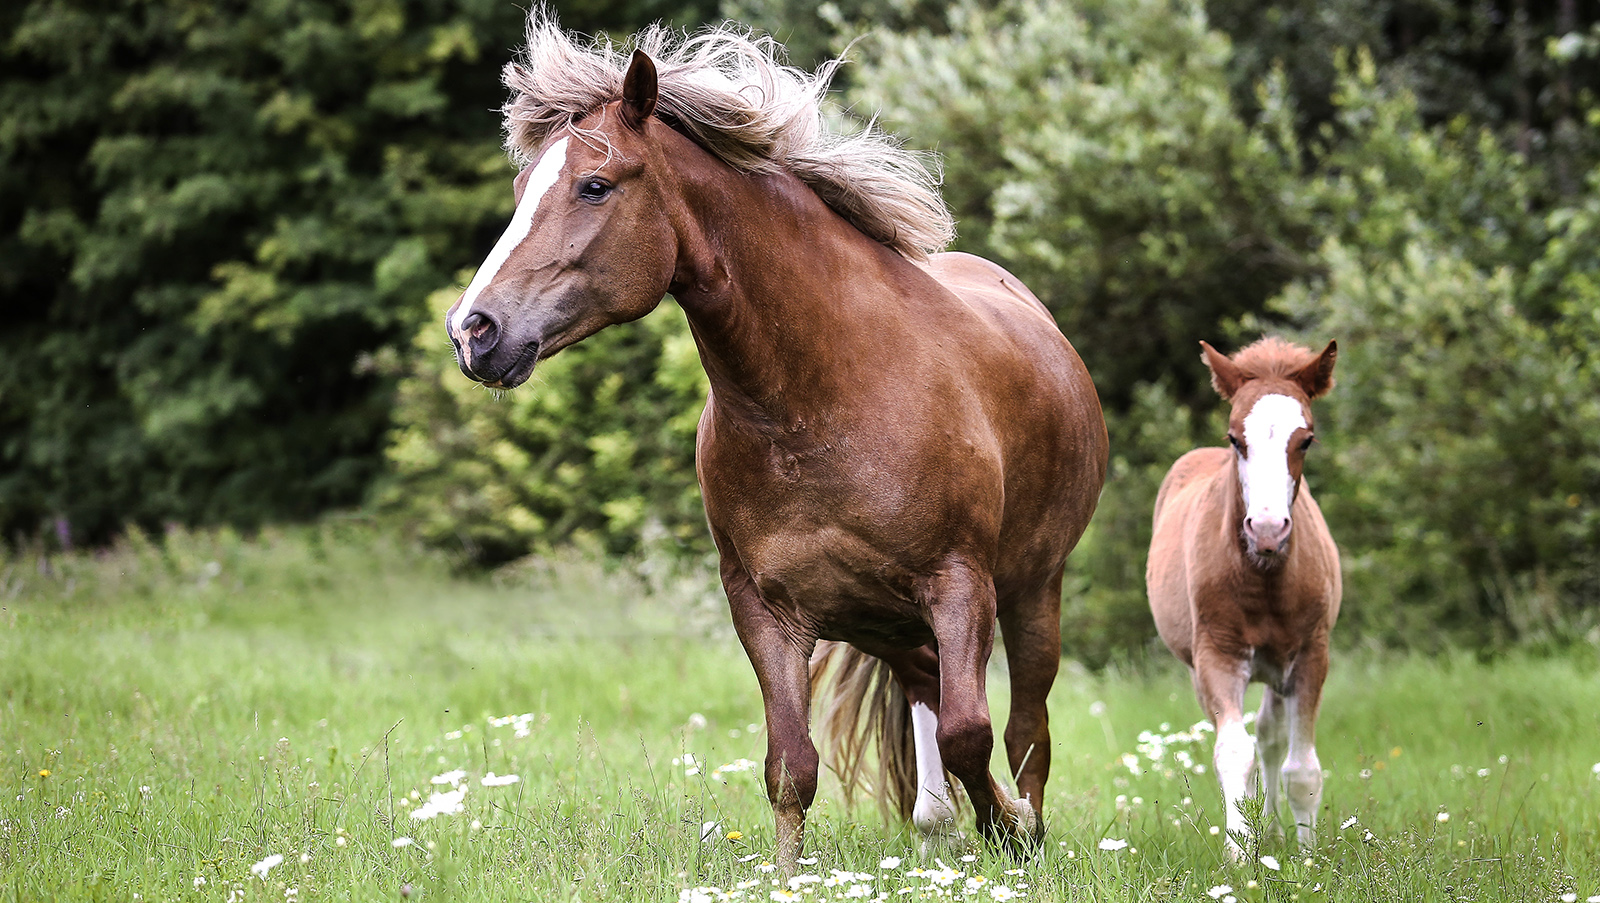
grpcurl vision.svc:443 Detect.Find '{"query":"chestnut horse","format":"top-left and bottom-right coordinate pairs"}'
top-left (443, 15), bottom-right (1107, 872)
top-left (1146, 338), bottom-right (1340, 856)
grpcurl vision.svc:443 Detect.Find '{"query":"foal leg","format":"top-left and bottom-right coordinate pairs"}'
top-left (1255, 687), bottom-right (1290, 839)
top-left (723, 568), bottom-right (818, 878)
top-left (1192, 647), bottom-right (1255, 859)
top-left (1281, 644), bottom-right (1329, 847)
top-left (924, 561), bottom-right (1036, 851)
top-left (997, 571), bottom-right (1064, 817)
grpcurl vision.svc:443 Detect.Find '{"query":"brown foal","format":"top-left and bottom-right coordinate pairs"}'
top-left (1146, 337), bottom-right (1340, 857)
top-left (443, 16), bottom-right (1107, 872)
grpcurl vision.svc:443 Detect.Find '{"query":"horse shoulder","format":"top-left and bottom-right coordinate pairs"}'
top-left (1291, 481), bottom-right (1343, 621)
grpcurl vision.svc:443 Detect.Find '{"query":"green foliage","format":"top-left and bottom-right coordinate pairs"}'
top-left (1262, 62), bottom-right (1600, 649)
top-left (0, 0), bottom-right (721, 546)
top-left (1060, 385), bottom-right (1207, 667)
top-left (0, 0), bottom-right (525, 542)
top-left (846, 0), bottom-right (1312, 408)
top-left (382, 290), bottom-right (711, 565)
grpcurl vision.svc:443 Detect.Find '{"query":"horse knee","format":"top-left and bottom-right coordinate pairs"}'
top-left (1213, 722), bottom-right (1257, 792)
top-left (766, 743), bottom-right (820, 811)
top-left (936, 711), bottom-right (994, 780)
top-left (1281, 762), bottom-right (1322, 809)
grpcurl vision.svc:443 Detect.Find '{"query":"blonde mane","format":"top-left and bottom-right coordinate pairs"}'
top-left (1229, 336), bottom-right (1321, 382)
top-left (501, 9), bottom-right (955, 260)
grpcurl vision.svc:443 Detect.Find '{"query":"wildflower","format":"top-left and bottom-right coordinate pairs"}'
top-left (392, 837), bottom-right (414, 848)
top-left (1003, 869), bottom-right (1024, 876)
top-left (335, 836), bottom-right (346, 847)
top-left (480, 772), bottom-right (519, 786)
top-left (687, 713), bottom-right (708, 730)
top-left (727, 831), bottom-right (744, 841)
top-left (1477, 768), bottom-right (1491, 778)
top-left (37, 770), bottom-right (49, 779)
top-left (739, 853), bottom-right (763, 863)
top-left (879, 857), bottom-right (902, 870)
top-left (960, 855), bottom-right (977, 863)
top-left (1097, 838), bottom-right (1128, 851)
top-left (1207, 886), bottom-right (1233, 900)
top-left (1559, 895), bottom-right (1576, 903)
top-left (299, 852), bottom-right (311, 863)
top-left (193, 877), bottom-right (206, 889)
top-left (431, 770), bottom-right (466, 785)
top-left (1340, 816), bottom-right (1357, 829)
top-left (798, 857), bottom-right (819, 866)
top-left (1591, 762), bottom-right (1600, 777)
top-left (788, 874), bottom-right (823, 889)
top-left (1436, 811), bottom-right (1450, 823)
top-left (1209, 826), bottom-right (1220, 835)
top-left (756, 862), bottom-right (778, 874)
top-left (989, 887), bottom-right (1021, 902)
top-left (1259, 855), bottom-right (1280, 871)
top-left (701, 821), bottom-right (721, 842)
top-left (250, 854), bottom-right (284, 880)
top-left (409, 786), bottom-right (467, 821)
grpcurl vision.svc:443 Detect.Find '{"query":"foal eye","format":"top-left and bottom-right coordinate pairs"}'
top-left (577, 178), bottom-right (613, 202)
top-left (1227, 434), bottom-right (1243, 453)
top-left (1300, 435), bottom-right (1316, 452)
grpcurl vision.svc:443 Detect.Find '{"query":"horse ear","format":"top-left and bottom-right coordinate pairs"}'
top-left (1200, 341), bottom-right (1245, 400)
top-left (1292, 340), bottom-right (1338, 399)
top-left (621, 49), bottom-right (658, 131)
top-left (511, 164), bottom-right (534, 206)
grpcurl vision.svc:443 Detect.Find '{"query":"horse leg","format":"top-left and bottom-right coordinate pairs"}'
top-left (1192, 647), bottom-right (1254, 859)
top-left (874, 645), bottom-right (958, 835)
top-left (996, 570), bottom-right (1063, 816)
top-left (723, 567), bottom-right (818, 878)
top-left (1281, 643), bottom-right (1329, 847)
top-left (923, 561), bottom-right (1037, 852)
top-left (1255, 687), bottom-right (1290, 840)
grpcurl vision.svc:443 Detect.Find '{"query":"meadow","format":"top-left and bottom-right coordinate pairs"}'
top-left (2, 525), bottom-right (1597, 902)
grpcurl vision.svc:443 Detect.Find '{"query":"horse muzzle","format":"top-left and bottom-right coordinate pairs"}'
top-left (1244, 515), bottom-right (1293, 557)
top-left (448, 311), bottom-right (540, 388)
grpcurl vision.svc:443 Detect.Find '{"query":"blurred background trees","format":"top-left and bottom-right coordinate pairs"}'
top-left (5, 0), bottom-right (1599, 660)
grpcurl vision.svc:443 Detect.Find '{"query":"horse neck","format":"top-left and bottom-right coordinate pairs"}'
top-left (665, 151), bottom-right (909, 428)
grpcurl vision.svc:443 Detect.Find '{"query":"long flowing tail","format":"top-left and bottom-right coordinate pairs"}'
top-left (809, 641), bottom-right (923, 821)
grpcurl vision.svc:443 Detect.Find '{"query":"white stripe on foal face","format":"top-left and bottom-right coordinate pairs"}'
top-left (1238, 393), bottom-right (1307, 527)
top-left (451, 137), bottom-right (571, 333)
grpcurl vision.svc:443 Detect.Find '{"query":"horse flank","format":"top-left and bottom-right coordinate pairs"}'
top-left (502, 9), bottom-right (955, 259)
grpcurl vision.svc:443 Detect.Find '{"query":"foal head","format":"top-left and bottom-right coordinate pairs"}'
top-left (1200, 337), bottom-right (1337, 562)
top-left (445, 51), bottom-right (678, 388)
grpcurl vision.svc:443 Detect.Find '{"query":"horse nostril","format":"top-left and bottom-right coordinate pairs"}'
top-left (461, 312), bottom-right (491, 338)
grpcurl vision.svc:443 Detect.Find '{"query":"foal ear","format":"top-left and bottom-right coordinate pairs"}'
top-left (1292, 340), bottom-right (1338, 399)
top-left (620, 49), bottom-right (658, 132)
top-left (1199, 341), bottom-right (1246, 400)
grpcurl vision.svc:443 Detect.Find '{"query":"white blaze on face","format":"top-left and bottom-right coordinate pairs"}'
top-left (1238, 393), bottom-right (1307, 527)
top-left (451, 137), bottom-right (572, 333)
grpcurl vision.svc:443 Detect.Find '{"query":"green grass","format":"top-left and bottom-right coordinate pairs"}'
top-left (2, 524), bottom-right (1597, 901)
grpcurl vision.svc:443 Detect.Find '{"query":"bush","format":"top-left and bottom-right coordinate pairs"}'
top-left (382, 290), bottom-right (710, 565)
top-left (1265, 61), bottom-right (1600, 649)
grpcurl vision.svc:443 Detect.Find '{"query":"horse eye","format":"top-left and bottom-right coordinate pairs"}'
top-left (578, 178), bottom-right (612, 202)
top-left (1227, 434), bottom-right (1243, 453)
top-left (1300, 435), bottom-right (1316, 452)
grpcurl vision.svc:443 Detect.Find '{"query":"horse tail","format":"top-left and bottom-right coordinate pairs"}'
top-left (809, 641), bottom-right (919, 821)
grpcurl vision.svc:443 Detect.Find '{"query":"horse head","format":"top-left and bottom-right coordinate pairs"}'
top-left (445, 51), bottom-right (676, 388)
top-left (1201, 338), bottom-right (1337, 561)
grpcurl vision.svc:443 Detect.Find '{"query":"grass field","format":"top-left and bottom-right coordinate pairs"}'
top-left (2, 524), bottom-right (1598, 902)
